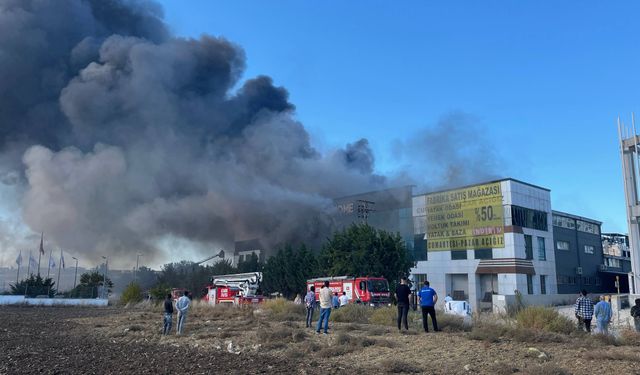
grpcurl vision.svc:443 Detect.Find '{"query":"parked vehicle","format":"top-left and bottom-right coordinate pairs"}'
top-left (306, 276), bottom-right (391, 306)
top-left (204, 272), bottom-right (265, 305)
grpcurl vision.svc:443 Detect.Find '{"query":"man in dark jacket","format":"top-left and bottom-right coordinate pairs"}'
top-left (395, 277), bottom-right (412, 331)
top-left (631, 298), bottom-right (640, 332)
top-left (163, 293), bottom-right (174, 335)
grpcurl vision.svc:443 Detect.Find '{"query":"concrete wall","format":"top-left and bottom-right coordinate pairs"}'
top-left (491, 293), bottom-right (579, 314)
top-left (0, 296), bottom-right (108, 306)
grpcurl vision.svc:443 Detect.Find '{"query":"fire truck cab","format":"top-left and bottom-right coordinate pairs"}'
top-left (205, 272), bottom-right (265, 305)
top-left (306, 276), bottom-right (391, 306)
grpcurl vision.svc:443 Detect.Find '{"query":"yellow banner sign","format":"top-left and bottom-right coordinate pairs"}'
top-left (426, 182), bottom-right (504, 251)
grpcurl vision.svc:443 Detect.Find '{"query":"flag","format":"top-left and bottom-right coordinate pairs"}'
top-left (39, 233), bottom-right (45, 255)
top-left (49, 256), bottom-right (56, 269)
top-left (29, 253), bottom-right (37, 270)
top-left (15, 251), bottom-right (22, 266)
top-left (60, 250), bottom-right (65, 269)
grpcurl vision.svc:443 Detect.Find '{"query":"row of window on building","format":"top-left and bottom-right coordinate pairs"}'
top-left (555, 240), bottom-right (595, 254)
top-left (556, 275), bottom-right (602, 286)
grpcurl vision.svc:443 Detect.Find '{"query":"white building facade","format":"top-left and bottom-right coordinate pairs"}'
top-left (410, 179), bottom-right (558, 309)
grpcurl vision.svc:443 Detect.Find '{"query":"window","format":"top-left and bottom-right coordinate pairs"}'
top-left (584, 245), bottom-right (595, 254)
top-left (525, 235), bottom-right (533, 260)
top-left (413, 273), bottom-right (427, 287)
top-left (584, 277), bottom-right (592, 285)
top-left (595, 277), bottom-right (601, 286)
top-left (537, 237), bottom-right (546, 261)
top-left (556, 241), bottom-right (570, 251)
top-left (451, 250), bottom-right (468, 260)
top-left (512, 206), bottom-right (548, 231)
top-left (577, 220), bottom-right (600, 235)
top-left (605, 258), bottom-right (621, 268)
top-left (540, 275), bottom-right (547, 295)
top-left (474, 249), bottom-right (493, 260)
top-left (552, 215), bottom-right (576, 230)
top-left (527, 275), bottom-right (534, 294)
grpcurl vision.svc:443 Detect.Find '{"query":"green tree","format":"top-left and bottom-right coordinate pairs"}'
top-left (320, 223), bottom-right (412, 289)
top-left (120, 282), bottom-right (143, 304)
top-left (156, 259), bottom-right (239, 299)
top-left (10, 274), bottom-right (56, 297)
top-left (149, 283), bottom-right (172, 301)
top-left (262, 244), bottom-right (319, 298)
top-left (67, 271), bottom-right (113, 298)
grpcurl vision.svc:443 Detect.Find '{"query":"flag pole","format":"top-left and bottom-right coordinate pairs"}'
top-left (46, 248), bottom-right (52, 278)
top-left (25, 250), bottom-right (31, 297)
top-left (16, 251), bottom-right (21, 285)
top-left (56, 249), bottom-right (62, 296)
top-left (37, 233), bottom-right (44, 277)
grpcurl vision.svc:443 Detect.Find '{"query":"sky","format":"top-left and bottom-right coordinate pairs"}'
top-left (157, 0), bottom-right (640, 233)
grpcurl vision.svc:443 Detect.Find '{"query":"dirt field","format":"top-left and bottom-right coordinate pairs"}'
top-left (1, 304), bottom-right (640, 375)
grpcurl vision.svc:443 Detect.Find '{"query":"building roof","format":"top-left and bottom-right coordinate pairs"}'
top-left (414, 177), bottom-right (551, 196)
top-left (552, 210), bottom-right (602, 225)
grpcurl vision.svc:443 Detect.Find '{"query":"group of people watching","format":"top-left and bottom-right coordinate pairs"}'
top-left (162, 291), bottom-right (191, 335)
top-left (575, 290), bottom-right (640, 334)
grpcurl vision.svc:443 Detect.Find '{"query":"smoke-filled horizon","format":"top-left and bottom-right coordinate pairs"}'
top-left (0, 0), bottom-right (501, 268)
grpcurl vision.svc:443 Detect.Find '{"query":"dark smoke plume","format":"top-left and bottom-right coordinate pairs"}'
top-left (0, 1), bottom-right (502, 268)
top-left (0, 0), bottom-right (386, 266)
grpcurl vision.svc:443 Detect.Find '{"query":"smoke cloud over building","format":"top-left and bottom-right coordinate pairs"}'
top-left (0, 0), bottom-right (500, 267)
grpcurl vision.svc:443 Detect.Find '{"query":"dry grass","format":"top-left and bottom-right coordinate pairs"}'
top-left (379, 359), bottom-right (423, 374)
top-left (331, 304), bottom-right (372, 323)
top-left (521, 363), bottom-right (570, 375)
top-left (515, 306), bottom-right (575, 334)
top-left (369, 306), bottom-right (397, 326)
top-left (261, 299), bottom-right (305, 321)
top-left (619, 329), bottom-right (640, 346)
top-left (584, 351), bottom-right (640, 361)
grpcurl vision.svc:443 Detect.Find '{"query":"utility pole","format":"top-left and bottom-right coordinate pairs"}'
top-left (101, 256), bottom-right (109, 299)
top-left (356, 200), bottom-right (375, 225)
top-left (134, 254), bottom-right (143, 283)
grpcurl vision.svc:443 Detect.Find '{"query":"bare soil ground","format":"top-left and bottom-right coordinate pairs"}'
top-left (1, 305), bottom-right (640, 375)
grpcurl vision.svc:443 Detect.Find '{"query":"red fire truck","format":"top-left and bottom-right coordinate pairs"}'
top-left (204, 272), bottom-right (266, 305)
top-left (306, 276), bottom-right (391, 306)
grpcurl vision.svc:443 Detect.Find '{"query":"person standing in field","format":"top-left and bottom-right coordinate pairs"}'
top-left (316, 281), bottom-right (332, 334)
top-left (418, 280), bottom-right (439, 332)
top-left (631, 298), bottom-right (640, 332)
top-left (332, 292), bottom-right (340, 309)
top-left (594, 295), bottom-right (612, 334)
top-left (162, 293), bottom-right (174, 335)
top-left (339, 291), bottom-right (349, 307)
top-left (305, 286), bottom-right (316, 328)
top-left (574, 289), bottom-right (594, 333)
top-left (395, 277), bottom-right (412, 331)
top-left (176, 290), bottom-right (191, 335)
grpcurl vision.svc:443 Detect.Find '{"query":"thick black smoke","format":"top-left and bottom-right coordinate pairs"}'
top-left (0, 0), bottom-right (388, 266)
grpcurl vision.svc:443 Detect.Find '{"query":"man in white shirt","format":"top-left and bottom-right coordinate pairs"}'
top-left (176, 291), bottom-right (191, 335)
top-left (316, 281), bottom-right (332, 334)
top-left (339, 292), bottom-right (349, 307)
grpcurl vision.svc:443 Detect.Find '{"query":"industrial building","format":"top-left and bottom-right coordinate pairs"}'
top-left (410, 179), bottom-right (558, 309)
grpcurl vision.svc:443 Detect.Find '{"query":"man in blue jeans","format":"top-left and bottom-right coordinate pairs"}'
top-left (418, 280), bottom-right (439, 332)
top-left (316, 281), bottom-right (332, 334)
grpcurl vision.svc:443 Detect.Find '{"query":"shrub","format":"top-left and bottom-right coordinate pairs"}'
top-left (437, 313), bottom-right (470, 332)
top-left (120, 282), bottom-right (143, 305)
top-left (619, 329), bottom-right (640, 346)
top-left (468, 323), bottom-right (509, 343)
top-left (262, 298), bottom-right (305, 321)
top-left (331, 304), bottom-right (372, 323)
top-left (516, 307), bottom-right (575, 334)
top-left (369, 306), bottom-right (397, 326)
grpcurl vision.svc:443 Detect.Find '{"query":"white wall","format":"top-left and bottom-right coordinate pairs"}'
top-left (0, 296), bottom-right (108, 306)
